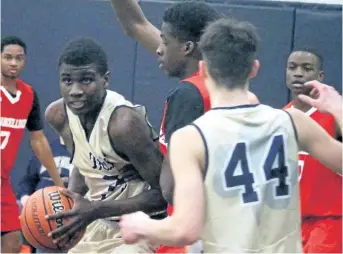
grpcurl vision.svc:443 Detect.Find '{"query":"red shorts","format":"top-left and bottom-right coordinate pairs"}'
top-left (302, 217), bottom-right (342, 253)
top-left (156, 245), bottom-right (186, 253)
top-left (1, 179), bottom-right (21, 232)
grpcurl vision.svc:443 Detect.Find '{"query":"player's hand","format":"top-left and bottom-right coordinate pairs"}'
top-left (298, 80), bottom-right (342, 114)
top-left (20, 195), bottom-right (29, 207)
top-left (119, 211), bottom-right (150, 244)
top-left (45, 188), bottom-right (96, 245)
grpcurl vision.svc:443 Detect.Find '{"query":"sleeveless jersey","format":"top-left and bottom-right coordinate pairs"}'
top-left (66, 90), bottom-right (161, 219)
top-left (284, 102), bottom-right (342, 217)
top-left (1, 80), bottom-right (34, 180)
top-left (193, 104), bottom-right (302, 253)
top-left (159, 70), bottom-right (210, 156)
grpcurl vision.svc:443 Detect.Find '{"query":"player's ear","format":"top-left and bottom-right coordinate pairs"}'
top-left (318, 70), bottom-right (324, 82)
top-left (249, 59), bottom-right (260, 79)
top-left (199, 60), bottom-right (208, 79)
top-left (104, 71), bottom-right (110, 89)
top-left (183, 41), bottom-right (195, 56)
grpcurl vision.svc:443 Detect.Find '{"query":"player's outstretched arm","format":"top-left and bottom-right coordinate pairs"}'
top-left (120, 125), bottom-right (205, 246)
top-left (298, 80), bottom-right (342, 131)
top-left (110, 0), bottom-right (161, 54)
top-left (287, 107), bottom-right (342, 174)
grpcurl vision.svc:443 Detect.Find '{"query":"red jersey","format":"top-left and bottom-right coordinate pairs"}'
top-left (1, 80), bottom-right (34, 180)
top-left (159, 70), bottom-right (211, 156)
top-left (284, 102), bottom-right (342, 217)
top-left (157, 71), bottom-right (211, 253)
top-left (159, 70), bottom-right (210, 216)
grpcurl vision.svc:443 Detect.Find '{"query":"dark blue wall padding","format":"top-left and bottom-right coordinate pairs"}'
top-left (293, 9), bottom-right (342, 93)
top-left (2, 0), bottom-right (136, 193)
top-left (214, 3), bottom-right (295, 107)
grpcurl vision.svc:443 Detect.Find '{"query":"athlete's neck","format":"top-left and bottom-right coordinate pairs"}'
top-left (292, 94), bottom-right (312, 113)
top-left (78, 94), bottom-right (106, 140)
top-left (1, 75), bottom-right (17, 94)
top-left (211, 88), bottom-right (252, 108)
top-left (179, 60), bottom-right (199, 80)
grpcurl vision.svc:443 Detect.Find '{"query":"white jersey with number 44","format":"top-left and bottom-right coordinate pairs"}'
top-left (193, 104), bottom-right (302, 253)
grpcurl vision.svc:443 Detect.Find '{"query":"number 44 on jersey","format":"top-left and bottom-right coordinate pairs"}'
top-left (215, 135), bottom-right (297, 209)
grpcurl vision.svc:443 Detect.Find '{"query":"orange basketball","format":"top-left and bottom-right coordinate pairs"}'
top-left (20, 186), bottom-right (85, 252)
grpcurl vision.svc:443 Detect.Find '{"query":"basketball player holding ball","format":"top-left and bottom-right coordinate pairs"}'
top-left (45, 38), bottom-right (167, 253)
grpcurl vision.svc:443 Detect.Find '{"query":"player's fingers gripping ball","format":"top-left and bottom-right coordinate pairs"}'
top-left (20, 186), bottom-right (85, 252)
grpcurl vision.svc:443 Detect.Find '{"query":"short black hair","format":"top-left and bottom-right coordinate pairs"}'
top-left (1, 36), bottom-right (27, 54)
top-left (290, 48), bottom-right (323, 69)
top-left (199, 18), bottom-right (259, 88)
top-left (58, 38), bottom-right (108, 76)
top-left (163, 1), bottom-right (222, 42)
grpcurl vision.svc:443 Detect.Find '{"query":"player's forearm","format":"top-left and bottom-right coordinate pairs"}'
top-left (110, 0), bottom-right (146, 36)
top-left (93, 189), bottom-right (167, 219)
top-left (139, 216), bottom-right (196, 246)
top-left (30, 133), bottom-right (64, 187)
top-left (110, 0), bottom-right (160, 54)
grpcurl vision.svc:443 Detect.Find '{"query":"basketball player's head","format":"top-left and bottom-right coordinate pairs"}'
top-left (199, 18), bottom-right (259, 93)
top-left (58, 38), bottom-right (109, 115)
top-left (1, 36), bottom-right (26, 79)
top-left (157, 1), bottom-right (221, 78)
top-left (286, 49), bottom-right (324, 96)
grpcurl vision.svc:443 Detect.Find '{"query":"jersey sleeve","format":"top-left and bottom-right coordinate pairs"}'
top-left (26, 89), bottom-right (43, 131)
top-left (164, 82), bottom-right (204, 143)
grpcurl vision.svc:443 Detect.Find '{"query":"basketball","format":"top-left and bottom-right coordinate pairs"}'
top-left (20, 186), bottom-right (85, 252)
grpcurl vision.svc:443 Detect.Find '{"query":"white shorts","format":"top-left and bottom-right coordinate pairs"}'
top-left (68, 219), bottom-right (157, 253)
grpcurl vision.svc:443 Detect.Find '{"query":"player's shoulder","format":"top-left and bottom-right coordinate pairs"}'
top-left (168, 81), bottom-right (202, 101)
top-left (45, 98), bottom-right (67, 131)
top-left (169, 124), bottom-right (206, 158)
top-left (106, 89), bottom-right (126, 102)
top-left (284, 106), bottom-right (304, 119)
top-left (17, 79), bottom-right (31, 87)
top-left (16, 79), bottom-right (34, 93)
top-left (171, 124), bottom-right (202, 144)
top-left (284, 107), bottom-right (314, 137)
top-left (247, 91), bottom-right (259, 104)
top-left (108, 105), bottom-right (143, 137)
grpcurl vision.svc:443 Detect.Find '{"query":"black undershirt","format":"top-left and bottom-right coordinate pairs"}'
top-left (9, 89), bottom-right (43, 131)
top-left (164, 81), bottom-right (204, 143)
